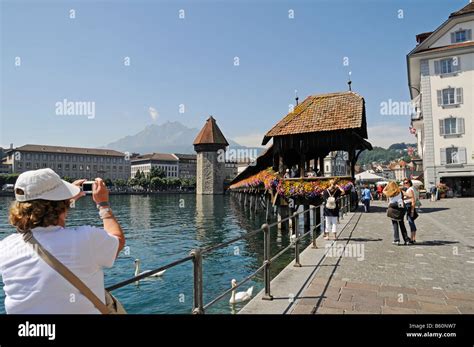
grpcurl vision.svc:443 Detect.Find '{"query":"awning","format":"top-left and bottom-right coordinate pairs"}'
top-left (438, 171), bottom-right (474, 178)
top-left (355, 171), bottom-right (385, 182)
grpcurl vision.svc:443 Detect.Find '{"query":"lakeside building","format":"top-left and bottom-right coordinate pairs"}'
top-left (224, 160), bottom-right (239, 181)
top-left (371, 164), bottom-right (396, 180)
top-left (407, 1), bottom-right (474, 196)
top-left (0, 164), bottom-right (12, 174)
top-left (389, 160), bottom-right (418, 182)
top-left (3, 144), bottom-right (130, 180)
top-left (174, 153), bottom-right (197, 179)
top-left (131, 153), bottom-right (179, 178)
top-left (130, 150), bottom-right (239, 182)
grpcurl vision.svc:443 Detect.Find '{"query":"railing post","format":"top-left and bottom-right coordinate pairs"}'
top-left (303, 204), bottom-right (310, 233)
top-left (190, 248), bottom-right (204, 314)
top-left (262, 223), bottom-right (273, 300)
top-left (339, 196), bottom-right (344, 221)
top-left (320, 204), bottom-right (325, 234)
top-left (346, 195), bottom-right (349, 214)
top-left (312, 206), bottom-right (318, 249)
top-left (293, 212), bottom-right (302, 267)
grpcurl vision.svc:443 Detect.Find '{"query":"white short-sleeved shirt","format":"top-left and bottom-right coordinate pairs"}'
top-left (0, 225), bottom-right (119, 314)
top-left (389, 193), bottom-right (403, 206)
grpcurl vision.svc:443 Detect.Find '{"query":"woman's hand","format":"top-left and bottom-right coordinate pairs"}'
top-left (93, 178), bottom-right (109, 204)
top-left (71, 179), bottom-right (87, 201)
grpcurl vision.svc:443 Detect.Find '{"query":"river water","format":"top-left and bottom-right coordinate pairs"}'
top-left (0, 194), bottom-right (307, 314)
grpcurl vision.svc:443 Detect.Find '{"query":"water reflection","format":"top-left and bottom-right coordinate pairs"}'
top-left (129, 195), bottom-right (152, 231)
top-left (195, 194), bottom-right (227, 245)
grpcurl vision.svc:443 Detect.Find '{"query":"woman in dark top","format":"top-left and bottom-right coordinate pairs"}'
top-left (322, 179), bottom-right (345, 240)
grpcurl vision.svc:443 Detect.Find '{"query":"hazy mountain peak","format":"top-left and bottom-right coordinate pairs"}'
top-left (105, 121), bottom-right (248, 155)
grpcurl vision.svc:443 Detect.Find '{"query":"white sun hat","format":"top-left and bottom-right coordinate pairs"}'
top-left (14, 168), bottom-right (80, 202)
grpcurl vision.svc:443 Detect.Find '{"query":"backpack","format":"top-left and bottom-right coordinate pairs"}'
top-left (326, 189), bottom-right (337, 210)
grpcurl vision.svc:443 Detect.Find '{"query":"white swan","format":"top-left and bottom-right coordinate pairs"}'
top-left (229, 279), bottom-right (253, 304)
top-left (134, 259), bottom-right (166, 279)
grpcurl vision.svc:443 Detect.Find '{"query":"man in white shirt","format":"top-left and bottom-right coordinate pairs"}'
top-left (0, 168), bottom-right (125, 314)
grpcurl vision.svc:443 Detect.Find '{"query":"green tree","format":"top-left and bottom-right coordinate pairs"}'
top-left (401, 155), bottom-right (412, 163)
top-left (62, 176), bottom-right (74, 183)
top-left (3, 173), bottom-right (20, 185)
top-left (114, 179), bottom-right (127, 189)
top-left (139, 176), bottom-right (150, 191)
top-left (128, 177), bottom-right (139, 188)
top-left (150, 166), bottom-right (166, 179)
top-left (150, 176), bottom-right (164, 190)
top-left (104, 178), bottom-right (113, 187)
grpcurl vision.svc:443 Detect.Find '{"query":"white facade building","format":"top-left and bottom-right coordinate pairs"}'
top-left (131, 153), bottom-right (179, 178)
top-left (3, 144), bottom-right (130, 180)
top-left (407, 2), bottom-right (474, 196)
top-left (323, 151), bottom-right (350, 177)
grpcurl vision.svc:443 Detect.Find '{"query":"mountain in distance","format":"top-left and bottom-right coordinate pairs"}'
top-left (105, 121), bottom-right (262, 155)
top-left (358, 142), bottom-right (418, 165)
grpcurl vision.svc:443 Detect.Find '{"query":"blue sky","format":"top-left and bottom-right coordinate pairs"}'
top-left (0, 0), bottom-right (468, 150)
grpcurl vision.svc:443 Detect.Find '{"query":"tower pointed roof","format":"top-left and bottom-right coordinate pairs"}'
top-left (193, 116), bottom-right (229, 146)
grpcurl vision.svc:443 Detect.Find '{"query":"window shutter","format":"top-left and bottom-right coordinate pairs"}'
top-left (455, 88), bottom-right (463, 104)
top-left (467, 29), bottom-right (472, 41)
top-left (439, 119), bottom-right (445, 136)
top-left (451, 32), bottom-right (456, 43)
top-left (437, 90), bottom-right (442, 106)
top-left (440, 148), bottom-right (447, 165)
top-left (434, 60), bottom-right (440, 75)
top-left (454, 56), bottom-right (461, 71)
top-left (457, 118), bottom-right (465, 135)
top-left (459, 147), bottom-right (467, 164)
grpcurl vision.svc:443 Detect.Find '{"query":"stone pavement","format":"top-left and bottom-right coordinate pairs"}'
top-left (291, 198), bottom-right (474, 314)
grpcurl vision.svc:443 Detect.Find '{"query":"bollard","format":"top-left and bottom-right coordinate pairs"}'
top-left (190, 249), bottom-right (204, 314)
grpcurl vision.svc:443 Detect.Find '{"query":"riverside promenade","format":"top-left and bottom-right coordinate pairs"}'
top-left (240, 198), bottom-right (474, 314)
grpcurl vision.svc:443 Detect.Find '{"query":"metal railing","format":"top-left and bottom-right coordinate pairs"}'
top-left (106, 194), bottom-right (352, 313)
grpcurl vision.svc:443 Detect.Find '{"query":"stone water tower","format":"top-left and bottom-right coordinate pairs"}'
top-left (193, 116), bottom-right (229, 195)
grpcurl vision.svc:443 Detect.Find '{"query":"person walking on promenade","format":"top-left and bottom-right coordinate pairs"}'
top-left (0, 168), bottom-right (125, 313)
top-left (383, 181), bottom-right (412, 246)
top-left (402, 179), bottom-right (419, 243)
top-left (430, 185), bottom-right (437, 202)
top-left (361, 185), bottom-right (373, 212)
top-left (322, 179), bottom-right (345, 240)
top-left (376, 184), bottom-right (384, 200)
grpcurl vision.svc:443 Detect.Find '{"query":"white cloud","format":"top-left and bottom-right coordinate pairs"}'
top-left (367, 124), bottom-right (417, 148)
top-left (233, 133), bottom-right (266, 147)
top-left (148, 107), bottom-right (159, 121)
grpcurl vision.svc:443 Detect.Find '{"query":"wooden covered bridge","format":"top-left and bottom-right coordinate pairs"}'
top-left (228, 91), bottom-right (372, 234)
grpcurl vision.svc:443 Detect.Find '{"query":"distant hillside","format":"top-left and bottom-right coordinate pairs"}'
top-left (358, 142), bottom-right (417, 165)
top-left (105, 121), bottom-right (263, 155)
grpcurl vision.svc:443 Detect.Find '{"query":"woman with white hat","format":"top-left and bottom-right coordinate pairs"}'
top-left (0, 168), bottom-right (125, 313)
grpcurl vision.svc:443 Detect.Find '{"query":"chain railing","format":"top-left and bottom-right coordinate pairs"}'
top-left (106, 193), bottom-right (352, 313)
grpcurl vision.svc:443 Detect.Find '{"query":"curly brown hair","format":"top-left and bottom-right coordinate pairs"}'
top-left (9, 199), bottom-right (70, 233)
